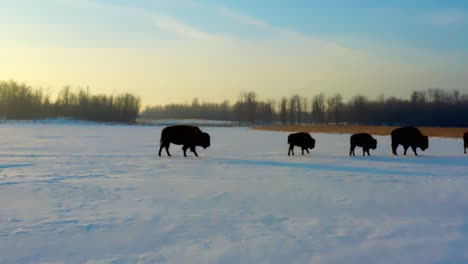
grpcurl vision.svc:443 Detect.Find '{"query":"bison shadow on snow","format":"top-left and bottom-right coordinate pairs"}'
top-left (350, 133), bottom-right (377, 156)
top-left (391, 126), bottom-right (428, 156)
top-left (158, 125), bottom-right (210, 157)
top-left (287, 132), bottom-right (315, 156)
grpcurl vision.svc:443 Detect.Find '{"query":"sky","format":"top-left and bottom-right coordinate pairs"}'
top-left (1, 0), bottom-right (468, 106)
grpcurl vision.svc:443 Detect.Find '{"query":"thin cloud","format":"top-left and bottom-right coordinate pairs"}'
top-left (213, 5), bottom-right (349, 51)
top-left (56, 0), bottom-right (349, 49)
top-left (152, 14), bottom-right (223, 41)
top-left (420, 9), bottom-right (467, 27)
top-left (215, 6), bottom-right (270, 30)
top-left (55, 0), bottom-right (225, 41)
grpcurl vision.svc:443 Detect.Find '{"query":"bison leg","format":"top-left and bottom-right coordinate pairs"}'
top-left (158, 145), bottom-right (164, 156)
top-left (403, 145), bottom-right (409, 155)
top-left (465, 146), bottom-right (467, 154)
top-left (182, 145), bottom-right (189, 157)
top-left (301, 148), bottom-right (305, 155)
top-left (365, 148), bottom-right (371, 156)
top-left (392, 143), bottom-right (398, 155)
top-left (306, 148), bottom-right (310, 154)
top-left (288, 145), bottom-right (294, 156)
top-left (350, 145), bottom-right (355, 156)
top-left (159, 142), bottom-right (171, 157)
top-left (190, 146), bottom-right (198, 157)
top-left (411, 146), bottom-right (418, 156)
top-left (165, 144), bottom-right (171, 157)
top-left (158, 142), bottom-right (171, 157)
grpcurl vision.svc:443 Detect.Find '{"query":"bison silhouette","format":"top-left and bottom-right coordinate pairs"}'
top-left (287, 132), bottom-right (315, 156)
top-left (464, 132), bottom-right (468, 154)
top-left (350, 133), bottom-right (377, 156)
top-left (158, 125), bottom-right (210, 157)
top-left (391, 126), bottom-right (428, 156)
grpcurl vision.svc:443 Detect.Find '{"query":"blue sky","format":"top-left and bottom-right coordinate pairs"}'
top-left (200, 0), bottom-right (468, 51)
top-left (5, 0), bottom-right (466, 51)
top-left (1, 0), bottom-right (467, 105)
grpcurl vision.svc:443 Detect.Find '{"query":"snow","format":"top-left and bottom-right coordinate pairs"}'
top-left (0, 124), bottom-right (467, 263)
top-left (0, 118), bottom-right (100, 126)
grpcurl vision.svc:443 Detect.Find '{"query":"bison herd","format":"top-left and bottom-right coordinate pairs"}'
top-left (159, 125), bottom-right (468, 157)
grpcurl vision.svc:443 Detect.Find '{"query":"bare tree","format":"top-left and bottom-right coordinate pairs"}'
top-left (311, 93), bottom-right (326, 124)
top-left (280, 97), bottom-right (288, 124)
top-left (326, 93), bottom-right (343, 124)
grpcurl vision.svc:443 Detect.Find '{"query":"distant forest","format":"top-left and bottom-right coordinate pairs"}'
top-left (141, 89), bottom-right (468, 127)
top-left (2, 80), bottom-right (468, 127)
top-left (0, 80), bottom-right (140, 123)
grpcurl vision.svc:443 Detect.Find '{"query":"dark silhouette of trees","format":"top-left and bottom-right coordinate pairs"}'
top-left (141, 99), bottom-right (235, 121)
top-left (231, 91), bottom-right (258, 124)
top-left (291, 94), bottom-right (303, 124)
top-left (326, 93), bottom-right (344, 124)
top-left (288, 95), bottom-right (297, 124)
top-left (257, 99), bottom-right (275, 125)
top-left (0, 80), bottom-right (140, 123)
top-left (0, 81), bottom-right (46, 119)
top-left (241, 91), bottom-right (258, 124)
top-left (279, 97), bottom-right (288, 124)
top-left (142, 88), bottom-right (468, 127)
top-left (4, 80), bottom-right (468, 127)
top-left (311, 93), bottom-right (326, 124)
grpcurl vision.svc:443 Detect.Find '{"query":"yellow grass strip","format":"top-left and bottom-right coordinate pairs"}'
top-left (253, 125), bottom-right (468, 139)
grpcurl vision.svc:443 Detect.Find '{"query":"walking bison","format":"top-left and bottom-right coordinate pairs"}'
top-left (287, 132), bottom-right (315, 156)
top-left (391, 126), bottom-right (428, 156)
top-left (349, 133), bottom-right (377, 156)
top-left (464, 132), bottom-right (468, 154)
top-left (158, 125), bottom-right (210, 157)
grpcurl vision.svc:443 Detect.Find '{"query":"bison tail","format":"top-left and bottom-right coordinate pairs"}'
top-left (160, 128), bottom-right (167, 144)
top-left (287, 135), bottom-right (291, 144)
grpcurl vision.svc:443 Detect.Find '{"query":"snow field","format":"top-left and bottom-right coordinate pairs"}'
top-left (0, 124), bottom-right (467, 263)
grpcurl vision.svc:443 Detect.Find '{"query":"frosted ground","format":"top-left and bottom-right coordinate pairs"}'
top-left (0, 123), bottom-right (467, 263)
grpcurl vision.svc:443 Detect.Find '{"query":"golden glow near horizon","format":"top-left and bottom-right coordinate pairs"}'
top-left (1, 0), bottom-right (467, 106)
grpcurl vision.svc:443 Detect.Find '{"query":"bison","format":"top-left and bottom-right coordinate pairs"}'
top-left (350, 133), bottom-right (377, 156)
top-left (391, 126), bottom-right (428, 156)
top-left (288, 132), bottom-right (315, 156)
top-left (158, 125), bottom-right (210, 157)
top-left (464, 132), bottom-right (468, 154)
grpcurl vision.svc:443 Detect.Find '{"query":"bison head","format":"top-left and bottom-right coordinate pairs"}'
top-left (199, 132), bottom-right (211, 149)
top-left (371, 138), bottom-right (377, 150)
top-left (420, 136), bottom-right (429, 151)
top-left (308, 138), bottom-right (316, 149)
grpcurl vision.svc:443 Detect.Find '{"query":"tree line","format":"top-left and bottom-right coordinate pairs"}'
top-left (141, 89), bottom-right (468, 127)
top-left (3, 79), bottom-right (468, 127)
top-left (0, 80), bottom-right (141, 123)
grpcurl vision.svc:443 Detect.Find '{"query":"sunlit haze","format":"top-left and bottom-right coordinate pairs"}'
top-left (1, 0), bottom-right (468, 105)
